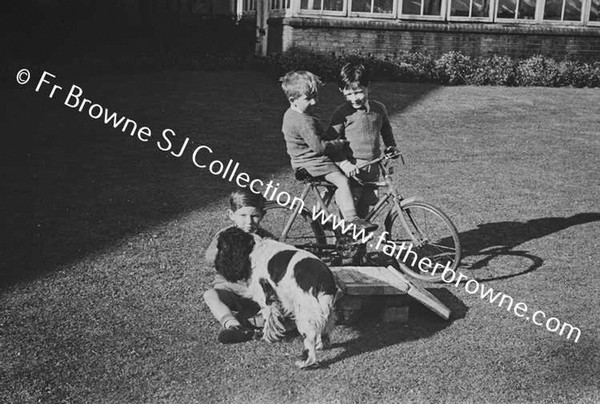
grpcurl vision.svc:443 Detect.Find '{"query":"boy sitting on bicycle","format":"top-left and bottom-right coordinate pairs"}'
top-left (280, 70), bottom-right (377, 232)
top-left (327, 63), bottom-right (400, 217)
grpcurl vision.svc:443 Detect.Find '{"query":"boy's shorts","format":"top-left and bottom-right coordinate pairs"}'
top-left (212, 274), bottom-right (261, 319)
top-left (352, 161), bottom-right (380, 211)
top-left (293, 158), bottom-right (341, 178)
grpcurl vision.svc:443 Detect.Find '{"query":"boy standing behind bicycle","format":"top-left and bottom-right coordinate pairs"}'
top-left (327, 63), bottom-right (400, 217)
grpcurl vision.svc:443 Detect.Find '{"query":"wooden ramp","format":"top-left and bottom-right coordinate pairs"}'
top-left (330, 266), bottom-right (451, 320)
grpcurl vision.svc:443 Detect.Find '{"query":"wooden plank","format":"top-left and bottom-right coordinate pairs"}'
top-left (330, 265), bottom-right (451, 320)
top-left (330, 266), bottom-right (410, 295)
top-left (384, 266), bottom-right (451, 320)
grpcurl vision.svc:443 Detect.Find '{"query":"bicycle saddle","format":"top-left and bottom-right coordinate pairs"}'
top-left (294, 168), bottom-right (327, 183)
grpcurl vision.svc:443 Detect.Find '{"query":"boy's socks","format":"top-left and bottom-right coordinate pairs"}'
top-left (222, 317), bottom-right (242, 329)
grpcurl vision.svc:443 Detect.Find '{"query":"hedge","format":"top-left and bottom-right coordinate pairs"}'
top-left (265, 48), bottom-right (600, 88)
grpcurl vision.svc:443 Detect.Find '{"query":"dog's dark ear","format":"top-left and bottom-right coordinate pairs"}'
top-left (214, 228), bottom-right (255, 283)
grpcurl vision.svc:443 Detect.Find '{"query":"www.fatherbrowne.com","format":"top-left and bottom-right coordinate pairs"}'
top-left (310, 206), bottom-right (582, 343)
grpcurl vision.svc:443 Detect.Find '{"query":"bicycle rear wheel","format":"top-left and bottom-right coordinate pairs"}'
top-left (386, 201), bottom-right (461, 282)
top-left (262, 201), bottom-right (327, 256)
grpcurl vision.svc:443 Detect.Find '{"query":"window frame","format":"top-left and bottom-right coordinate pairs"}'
top-left (588, 0), bottom-right (600, 25)
top-left (348, 0), bottom-right (398, 18)
top-left (298, 0), bottom-right (348, 16)
top-left (275, 0), bottom-right (600, 26)
top-left (270, 0), bottom-right (294, 17)
top-left (539, 0), bottom-right (588, 25)
top-left (398, 0), bottom-right (448, 20)
top-left (238, 0), bottom-right (257, 18)
top-left (494, 0), bottom-right (540, 22)
top-left (446, 0), bottom-right (496, 21)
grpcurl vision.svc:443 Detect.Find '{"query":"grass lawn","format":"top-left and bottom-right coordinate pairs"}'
top-left (1, 70), bottom-right (599, 403)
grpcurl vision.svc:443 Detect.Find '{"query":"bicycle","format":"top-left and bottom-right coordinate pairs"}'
top-left (260, 152), bottom-right (461, 282)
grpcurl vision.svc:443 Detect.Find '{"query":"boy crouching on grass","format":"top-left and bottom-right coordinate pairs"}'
top-left (203, 189), bottom-right (274, 343)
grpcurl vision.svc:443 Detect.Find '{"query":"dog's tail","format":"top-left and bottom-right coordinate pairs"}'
top-left (262, 303), bottom-right (287, 343)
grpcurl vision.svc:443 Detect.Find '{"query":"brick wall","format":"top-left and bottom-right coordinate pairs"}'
top-left (267, 17), bottom-right (600, 60)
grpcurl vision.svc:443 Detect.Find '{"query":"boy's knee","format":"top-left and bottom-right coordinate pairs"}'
top-left (327, 172), bottom-right (348, 187)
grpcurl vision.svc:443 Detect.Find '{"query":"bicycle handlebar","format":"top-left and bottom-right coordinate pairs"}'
top-left (356, 151), bottom-right (403, 170)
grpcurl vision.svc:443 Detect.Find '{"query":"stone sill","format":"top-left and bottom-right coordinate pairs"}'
top-left (268, 16), bottom-right (600, 37)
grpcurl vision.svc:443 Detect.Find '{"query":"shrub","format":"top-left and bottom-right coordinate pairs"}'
top-left (469, 55), bottom-right (516, 86)
top-left (262, 48), bottom-right (599, 88)
top-left (389, 52), bottom-right (437, 82)
top-left (557, 60), bottom-right (585, 87)
top-left (433, 51), bottom-right (475, 85)
top-left (590, 62), bottom-right (600, 87)
top-left (514, 55), bottom-right (561, 86)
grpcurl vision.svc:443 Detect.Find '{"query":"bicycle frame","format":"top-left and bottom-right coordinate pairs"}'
top-left (271, 152), bottom-right (461, 282)
top-left (280, 153), bottom-right (421, 247)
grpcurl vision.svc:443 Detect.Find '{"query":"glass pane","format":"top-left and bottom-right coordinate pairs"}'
top-left (403, 0), bottom-right (423, 14)
top-left (374, 0), bottom-right (394, 12)
top-left (451, 0), bottom-right (471, 15)
top-left (352, 0), bottom-right (372, 11)
top-left (498, 0), bottom-right (517, 18)
top-left (301, 0), bottom-right (322, 10)
top-left (472, 0), bottom-right (490, 16)
top-left (563, 0), bottom-right (582, 20)
top-left (424, 0), bottom-right (442, 14)
top-left (518, 0), bottom-right (536, 18)
top-left (591, 0), bottom-right (600, 21)
top-left (324, 0), bottom-right (344, 10)
top-left (543, 0), bottom-right (563, 19)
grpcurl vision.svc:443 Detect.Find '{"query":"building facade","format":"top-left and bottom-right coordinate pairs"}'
top-left (237, 0), bottom-right (600, 59)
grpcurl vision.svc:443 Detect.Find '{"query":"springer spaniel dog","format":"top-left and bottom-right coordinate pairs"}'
top-left (215, 227), bottom-right (337, 369)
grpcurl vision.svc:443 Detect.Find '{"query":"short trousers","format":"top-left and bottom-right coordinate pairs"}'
top-left (292, 158), bottom-right (341, 178)
top-left (212, 274), bottom-right (260, 316)
top-left (352, 160), bottom-right (381, 208)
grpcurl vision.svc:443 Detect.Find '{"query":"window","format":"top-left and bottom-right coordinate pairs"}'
top-left (590, 0), bottom-right (600, 23)
top-left (271, 0), bottom-right (291, 9)
top-left (543, 0), bottom-right (583, 21)
top-left (496, 0), bottom-right (536, 19)
top-left (300, 0), bottom-right (345, 12)
top-left (242, 0), bottom-right (256, 12)
top-left (351, 0), bottom-right (395, 14)
top-left (286, 0), bottom-right (600, 25)
top-left (401, 0), bottom-right (443, 16)
top-left (449, 0), bottom-right (492, 17)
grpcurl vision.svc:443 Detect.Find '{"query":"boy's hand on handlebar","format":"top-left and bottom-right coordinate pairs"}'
top-left (385, 146), bottom-right (400, 159)
top-left (339, 161), bottom-right (359, 177)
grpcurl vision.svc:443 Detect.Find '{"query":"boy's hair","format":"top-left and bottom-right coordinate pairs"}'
top-left (338, 63), bottom-right (371, 90)
top-left (229, 189), bottom-right (266, 213)
top-left (280, 70), bottom-right (323, 102)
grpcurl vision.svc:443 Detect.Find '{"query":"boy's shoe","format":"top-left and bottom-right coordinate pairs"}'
top-left (218, 326), bottom-right (254, 344)
top-left (348, 218), bottom-right (378, 233)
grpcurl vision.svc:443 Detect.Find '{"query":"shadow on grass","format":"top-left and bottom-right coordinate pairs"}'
top-left (0, 73), bottom-right (439, 290)
top-left (321, 288), bottom-right (467, 368)
top-left (458, 213), bottom-right (600, 282)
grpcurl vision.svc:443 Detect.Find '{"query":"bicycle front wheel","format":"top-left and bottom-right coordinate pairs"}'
top-left (262, 201), bottom-right (327, 255)
top-left (387, 201), bottom-right (461, 282)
